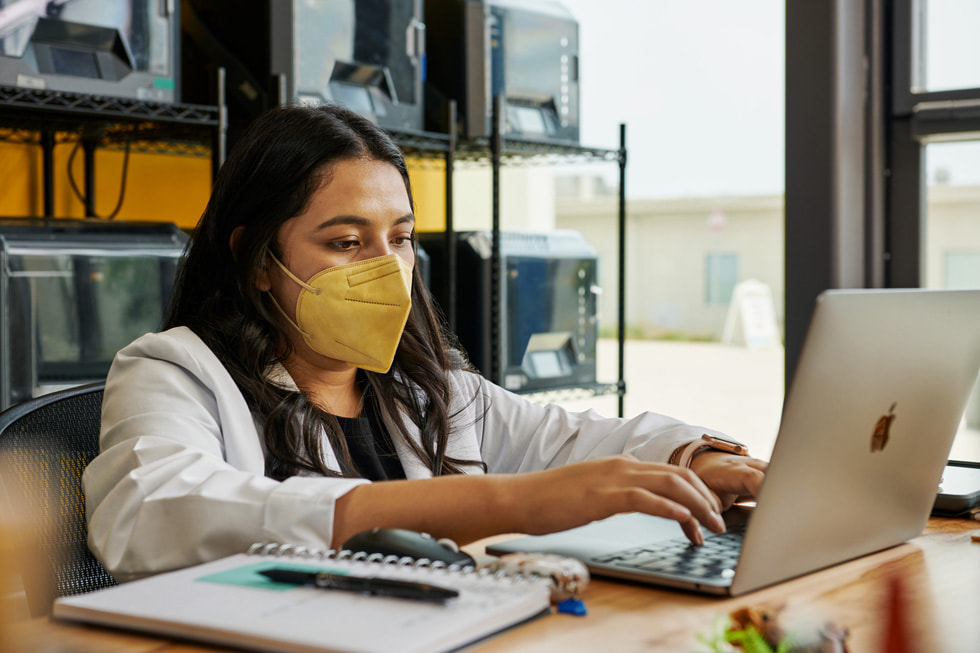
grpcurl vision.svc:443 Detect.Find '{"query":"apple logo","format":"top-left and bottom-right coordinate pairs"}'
top-left (871, 402), bottom-right (897, 452)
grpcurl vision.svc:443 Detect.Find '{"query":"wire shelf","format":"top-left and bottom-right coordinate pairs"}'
top-left (518, 382), bottom-right (624, 404)
top-left (0, 85), bottom-right (219, 125)
top-left (0, 87), bottom-right (221, 157)
top-left (383, 125), bottom-right (622, 166)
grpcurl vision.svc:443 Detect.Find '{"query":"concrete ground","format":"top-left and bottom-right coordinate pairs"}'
top-left (553, 339), bottom-right (980, 462)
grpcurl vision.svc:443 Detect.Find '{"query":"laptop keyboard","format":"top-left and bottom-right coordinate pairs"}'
top-left (592, 526), bottom-right (746, 580)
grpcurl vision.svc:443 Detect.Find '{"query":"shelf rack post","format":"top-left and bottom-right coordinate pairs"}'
top-left (82, 134), bottom-right (97, 217)
top-left (41, 130), bottom-right (55, 217)
top-left (444, 100), bottom-right (457, 333)
top-left (617, 123), bottom-right (627, 417)
top-left (490, 94), bottom-right (504, 385)
top-left (213, 67), bottom-right (228, 178)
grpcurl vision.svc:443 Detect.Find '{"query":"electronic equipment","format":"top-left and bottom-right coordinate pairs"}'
top-left (421, 230), bottom-right (598, 393)
top-left (491, 289), bottom-right (980, 596)
top-left (181, 0), bottom-right (426, 149)
top-left (0, 0), bottom-right (179, 103)
top-left (0, 218), bottom-right (187, 410)
top-left (425, 0), bottom-right (579, 142)
top-left (932, 461), bottom-right (980, 518)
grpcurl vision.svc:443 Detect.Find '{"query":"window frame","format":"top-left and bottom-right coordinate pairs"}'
top-left (888, 0), bottom-right (980, 287)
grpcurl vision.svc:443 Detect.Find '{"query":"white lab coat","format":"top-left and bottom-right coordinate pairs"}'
top-left (84, 327), bottom-right (716, 581)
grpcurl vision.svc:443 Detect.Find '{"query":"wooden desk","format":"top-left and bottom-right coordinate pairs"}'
top-left (8, 518), bottom-right (980, 652)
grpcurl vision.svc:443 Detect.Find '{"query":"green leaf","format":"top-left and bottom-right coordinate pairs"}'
top-left (725, 625), bottom-right (775, 653)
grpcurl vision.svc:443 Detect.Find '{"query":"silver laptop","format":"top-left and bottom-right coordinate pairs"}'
top-left (489, 289), bottom-right (980, 596)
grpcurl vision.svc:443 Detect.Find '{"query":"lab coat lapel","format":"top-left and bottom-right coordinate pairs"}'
top-left (264, 362), bottom-right (345, 472)
top-left (384, 375), bottom-right (483, 479)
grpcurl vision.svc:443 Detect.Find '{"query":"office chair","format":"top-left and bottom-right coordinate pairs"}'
top-left (0, 382), bottom-right (115, 616)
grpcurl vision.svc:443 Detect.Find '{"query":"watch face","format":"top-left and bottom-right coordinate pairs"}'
top-left (702, 434), bottom-right (748, 455)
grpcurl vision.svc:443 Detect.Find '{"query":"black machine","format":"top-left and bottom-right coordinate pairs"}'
top-left (0, 218), bottom-right (187, 410)
top-left (425, 0), bottom-right (579, 142)
top-left (421, 230), bottom-right (599, 394)
top-left (181, 0), bottom-right (426, 150)
top-left (0, 0), bottom-right (180, 103)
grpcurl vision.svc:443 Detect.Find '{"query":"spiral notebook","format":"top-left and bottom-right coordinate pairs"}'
top-left (52, 543), bottom-right (552, 653)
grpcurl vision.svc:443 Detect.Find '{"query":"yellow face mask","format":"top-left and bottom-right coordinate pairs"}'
top-left (267, 252), bottom-right (413, 373)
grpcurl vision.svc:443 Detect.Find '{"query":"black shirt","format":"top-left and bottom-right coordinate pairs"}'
top-left (335, 379), bottom-right (406, 481)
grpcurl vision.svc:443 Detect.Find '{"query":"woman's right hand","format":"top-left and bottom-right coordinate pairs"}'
top-left (333, 454), bottom-right (728, 548)
top-left (502, 454), bottom-right (727, 546)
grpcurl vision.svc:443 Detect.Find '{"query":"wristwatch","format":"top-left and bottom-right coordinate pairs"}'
top-left (672, 434), bottom-right (749, 469)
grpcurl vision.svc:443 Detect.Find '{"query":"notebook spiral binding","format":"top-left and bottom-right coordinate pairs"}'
top-left (248, 543), bottom-right (590, 599)
top-left (246, 542), bottom-right (543, 583)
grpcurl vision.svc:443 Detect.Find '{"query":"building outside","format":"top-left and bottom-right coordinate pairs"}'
top-left (555, 177), bottom-right (980, 345)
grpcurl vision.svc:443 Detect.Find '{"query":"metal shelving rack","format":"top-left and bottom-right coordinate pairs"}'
top-left (0, 85), bottom-right (627, 415)
top-left (0, 75), bottom-right (227, 219)
top-left (389, 97), bottom-right (629, 416)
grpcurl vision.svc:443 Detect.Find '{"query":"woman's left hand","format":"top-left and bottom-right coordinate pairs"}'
top-left (689, 451), bottom-right (768, 511)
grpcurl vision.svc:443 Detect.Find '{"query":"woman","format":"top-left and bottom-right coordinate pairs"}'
top-left (84, 104), bottom-right (767, 581)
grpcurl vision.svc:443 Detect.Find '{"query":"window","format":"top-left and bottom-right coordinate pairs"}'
top-left (916, 1), bottom-right (980, 92)
top-left (705, 253), bottom-right (738, 306)
top-left (891, 1), bottom-right (980, 462)
top-left (944, 252), bottom-right (980, 289)
top-left (924, 140), bottom-right (980, 290)
top-left (551, 0), bottom-right (785, 457)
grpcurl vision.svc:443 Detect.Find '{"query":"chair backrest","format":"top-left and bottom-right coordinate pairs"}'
top-left (0, 382), bottom-right (115, 616)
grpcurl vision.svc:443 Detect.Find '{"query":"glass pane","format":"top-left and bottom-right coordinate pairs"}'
top-left (924, 139), bottom-right (980, 461)
top-left (90, 256), bottom-right (170, 359)
top-left (551, 0), bottom-right (786, 460)
top-left (5, 252), bottom-right (174, 388)
top-left (917, 0), bottom-right (980, 92)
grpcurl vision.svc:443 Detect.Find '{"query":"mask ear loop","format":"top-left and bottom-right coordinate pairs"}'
top-left (263, 250), bottom-right (315, 338)
top-left (266, 251), bottom-right (321, 294)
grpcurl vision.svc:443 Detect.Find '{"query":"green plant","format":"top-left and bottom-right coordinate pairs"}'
top-left (693, 615), bottom-right (795, 653)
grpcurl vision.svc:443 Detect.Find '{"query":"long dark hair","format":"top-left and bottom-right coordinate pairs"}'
top-left (165, 103), bottom-right (482, 480)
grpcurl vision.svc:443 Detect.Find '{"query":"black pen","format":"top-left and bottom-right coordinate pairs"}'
top-left (258, 568), bottom-right (459, 603)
